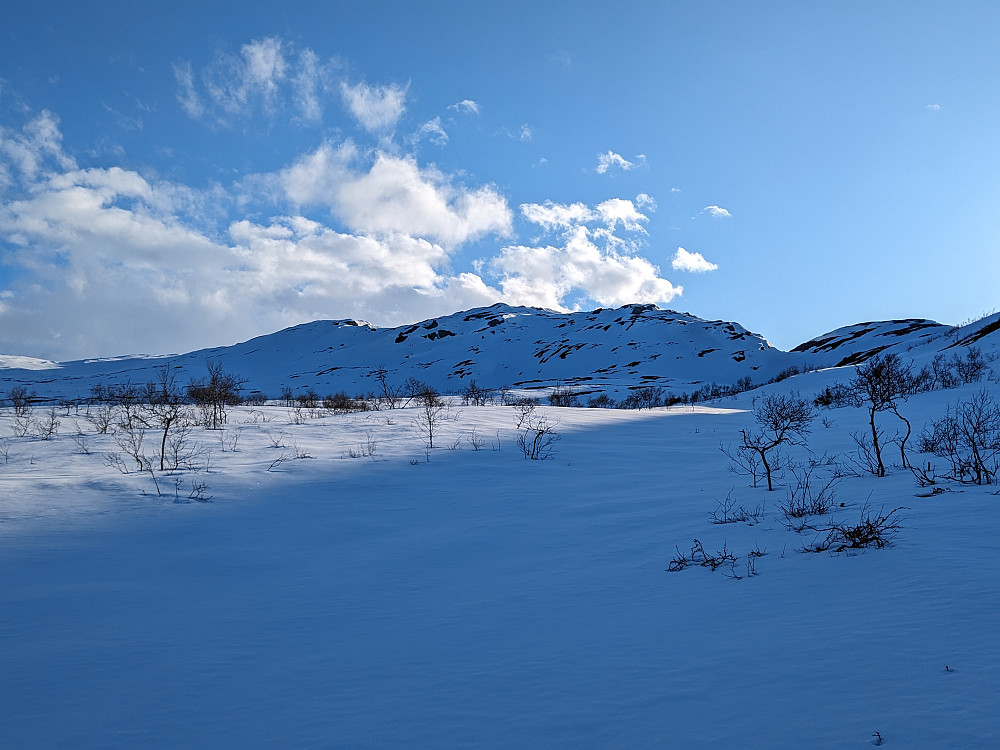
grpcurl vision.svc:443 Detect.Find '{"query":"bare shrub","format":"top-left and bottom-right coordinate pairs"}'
top-left (781, 466), bottom-right (839, 525)
top-left (849, 353), bottom-right (915, 475)
top-left (620, 386), bottom-right (664, 410)
top-left (710, 490), bottom-right (765, 525)
top-left (413, 388), bottom-right (447, 452)
top-left (922, 389), bottom-right (1000, 484)
top-left (462, 380), bottom-right (494, 406)
top-left (512, 397), bottom-right (538, 428)
top-left (467, 427), bottom-right (487, 451)
top-left (802, 504), bottom-right (905, 553)
top-left (187, 361), bottom-right (246, 430)
top-left (35, 407), bottom-right (60, 440)
top-left (515, 414), bottom-right (560, 460)
top-left (548, 386), bottom-right (580, 408)
top-left (667, 539), bottom-right (738, 572)
top-left (84, 403), bottom-right (116, 434)
top-left (720, 442), bottom-right (769, 488)
top-left (738, 393), bottom-right (814, 491)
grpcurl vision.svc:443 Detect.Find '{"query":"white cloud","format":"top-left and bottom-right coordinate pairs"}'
top-left (412, 116), bottom-right (449, 147)
top-left (201, 37), bottom-right (289, 117)
top-left (282, 145), bottom-right (512, 248)
top-left (172, 62), bottom-right (204, 119)
top-left (292, 49), bottom-right (324, 124)
top-left (175, 37), bottom-right (336, 125)
top-left (595, 150), bottom-right (645, 174)
top-left (340, 81), bottom-right (407, 133)
top-left (596, 198), bottom-right (647, 232)
top-left (699, 205), bottom-right (731, 218)
top-left (493, 226), bottom-right (681, 310)
top-left (521, 201), bottom-right (596, 231)
top-left (0, 110), bottom-right (76, 185)
top-left (448, 99), bottom-right (480, 115)
top-left (671, 246), bottom-right (718, 273)
top-left (635, 193), bottom-right (657, 212)
top-left (926, 103), bottom-right (941, 111)
top-left (521, 198), bottom-right (648, 234)
top-left (518, 124), bottom-right (532, 141)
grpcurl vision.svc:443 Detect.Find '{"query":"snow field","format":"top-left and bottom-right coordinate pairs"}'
top-left (1, 378), bottom-right (999, 747)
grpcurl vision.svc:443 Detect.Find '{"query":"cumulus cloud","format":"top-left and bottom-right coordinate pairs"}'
top-left (595, 150), bottom-right (645, 174)
top-left (0, 110), bottom-right (516, 358)
top-left (493, 226), bottom-right (681, 310)
top-left (1, 66), bottom-right (698, 360)
top-left (340, 81), bottom-right (407, 133)
top-left (281, 144), bottom-right (512, 247)
top-left (699, 205), bottom-right (731, 218)
top-left (521, 201), bottom-right (596, 231)
top-left (926, 103), bottom-right (941, 111)
top-left (498, 196), bottom-right (678, 311)
top-left (671, 246), bottom-right (718, 273)
top-left (596, 198), bottom-right (647, 232)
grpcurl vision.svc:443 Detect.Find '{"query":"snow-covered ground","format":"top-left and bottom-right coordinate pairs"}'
top-left (1, 372), bottom-right (999, 747)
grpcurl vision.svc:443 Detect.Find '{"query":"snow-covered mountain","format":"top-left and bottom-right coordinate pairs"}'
top-left (2, 304), bottom-right (998, 402)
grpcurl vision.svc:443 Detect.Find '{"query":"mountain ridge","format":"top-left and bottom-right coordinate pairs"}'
top-left (2, 303), bottom-right (998, 402)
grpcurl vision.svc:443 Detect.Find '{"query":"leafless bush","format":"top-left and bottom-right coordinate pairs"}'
top-left (910, 461), bottom-right (938, 488)
top-left (738, 393), bottom-right (814, 491)
top-left (35, 407), bottom-right (60, 440)
top-left (114, 422), bottom-right (146, 472)
top-left (921, 389), bottom-right (1000, 484)
top-left (265, 430), bottom-right (288, 448)
top-left (0, 439), bottom-right (11, 464)
top-left (849, 353), bottom-right (915, 475)
top-left (104, 451), bottom-right (130, 474)
top-left (187, 361), bottom-right (246, 430)
top-left (781, 466), bottom-right (839, 526)
top-left (720, 442), bottom-right (770, 488)
top-left (620, 386), bottom-right (665, 410)
top-left (548, 386), bottom-right (580, 408)
top-left (173, 477), bottom-right (212, 503)
top-left (515, 414), bottom-right (560, 460)
top-left (710, 490), bottom-right (765, 525)
top-left (462, 380), bottom-right (495, 406)
top-left (84, 403), bottom-right (116, 434)
top-left (413, 388), bottom-right (448, 451)
top-left (512, 397), bottom-right (538, 428)
top-left (668, 539), bottom-right (738, 572)
top-left (801, 504), bottom-right (905, 553)
top-left (71, 433), bottom-right (91, 455)
top-left (467, 427), bottom-right (487, 451)
top-left (346, 432), bottom-right (378, 459)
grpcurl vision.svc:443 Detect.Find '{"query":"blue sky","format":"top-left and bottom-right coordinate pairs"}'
top-left (1, 1), bottom-right (998, 359)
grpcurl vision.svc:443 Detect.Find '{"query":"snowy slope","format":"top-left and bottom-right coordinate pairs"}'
top-left (0, 304), bottom-right (791, 402)
top-left (1, 373), bottom-right (999, 747)
top-left (2, 305), bottom-right (997, 405)
top-left (792, 312), bottom-right (1000, 368)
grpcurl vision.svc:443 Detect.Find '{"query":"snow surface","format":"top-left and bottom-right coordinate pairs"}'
top-left (2, 366), bottom-right (1000, 747)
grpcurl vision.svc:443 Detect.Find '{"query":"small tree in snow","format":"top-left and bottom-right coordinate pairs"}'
top-left (849, 353), bottom-right (914, 476)
top-left (738, 393), bottom-right (814, 491)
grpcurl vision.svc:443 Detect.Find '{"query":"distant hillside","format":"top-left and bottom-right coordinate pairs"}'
top-left (2, 304), bottom-right (998, 403)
